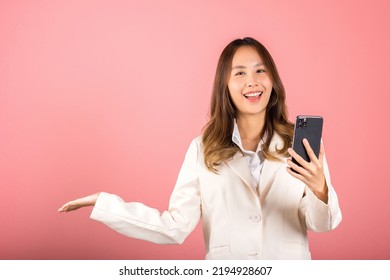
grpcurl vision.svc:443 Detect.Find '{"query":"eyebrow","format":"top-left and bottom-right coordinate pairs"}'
top-left (232, 63), bottom-right (264, 70)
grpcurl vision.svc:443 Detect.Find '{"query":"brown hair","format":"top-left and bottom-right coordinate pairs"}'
top-left (202, 37), bottom-right (294, 172)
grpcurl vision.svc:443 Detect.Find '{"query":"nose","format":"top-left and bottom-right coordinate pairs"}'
top-left (246, 73), bottom-right (258, 87)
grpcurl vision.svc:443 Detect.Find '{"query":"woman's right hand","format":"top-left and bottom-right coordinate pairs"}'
top-left (58, 192), bottom-right (101, 213)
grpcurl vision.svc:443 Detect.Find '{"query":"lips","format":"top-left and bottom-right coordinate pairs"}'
top-left (243, 91), bottom-right (263, 102)
top-left (243, 91), bottom-right (262, 98)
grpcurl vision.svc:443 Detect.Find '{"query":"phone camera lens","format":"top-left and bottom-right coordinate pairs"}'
top-left (298, 119), bottom-right (303, 128)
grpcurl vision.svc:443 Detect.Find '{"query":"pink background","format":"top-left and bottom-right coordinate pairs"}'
top-left (1, 0), bottom-right (389, 259)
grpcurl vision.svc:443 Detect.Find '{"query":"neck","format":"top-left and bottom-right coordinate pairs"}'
top-left (236, 114), bottom-right (265, 142)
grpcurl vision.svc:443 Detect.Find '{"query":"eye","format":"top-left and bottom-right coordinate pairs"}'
top-left (235, 71), bottom-right (245, 76)
top-left (256, 69), bottom-right (266, 73)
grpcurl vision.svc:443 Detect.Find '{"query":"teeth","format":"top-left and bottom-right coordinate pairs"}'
top-left (244, 92), bottom-right (262, 97)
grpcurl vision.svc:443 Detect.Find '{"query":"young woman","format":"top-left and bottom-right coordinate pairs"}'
top-left (58, 37), bottom-right (342, 259)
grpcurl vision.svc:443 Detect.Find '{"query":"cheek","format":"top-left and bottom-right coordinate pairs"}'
top-left (227, 80), bottom-right (239, 92)
top-left (260, 76), bottom-right (273, 89)
top-left (228, 91), bottom-right (241, 107)
top-left (227, 82), bottom-right (242, 99)
top-left (263, 92), bottom-right (272, 104)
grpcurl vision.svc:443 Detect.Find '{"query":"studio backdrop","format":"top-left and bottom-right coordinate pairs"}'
top-left (1, 0), bottom-right (389, 259)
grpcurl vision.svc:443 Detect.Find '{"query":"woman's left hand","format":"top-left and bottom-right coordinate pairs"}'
top-left (286, 138), bottom-right (328, 204)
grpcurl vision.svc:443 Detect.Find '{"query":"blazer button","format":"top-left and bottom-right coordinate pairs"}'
top-left (250, 214), bottom-right (262, 223)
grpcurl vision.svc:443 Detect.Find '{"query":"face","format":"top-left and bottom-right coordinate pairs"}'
top-left (227, 46), bottom-right (273, 120)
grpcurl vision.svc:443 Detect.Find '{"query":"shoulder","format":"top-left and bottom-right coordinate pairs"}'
top-left (185, 135), bottom-right (204, 157)
top-left (187, 135), bottom-right (202, 148)
top-left (194, 135), bottom-right (203, 143)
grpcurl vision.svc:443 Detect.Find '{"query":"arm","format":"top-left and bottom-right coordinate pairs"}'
top-left (298, 157), bottom-right (342, 232)
top-left (58, 193), bottom-right (101, 212)
top-left (59, 138), bottom-right (201, 244)
top-left (286, 139), bottom-right (328, 203)
top-left (286, 139), bottom-right (342, 231)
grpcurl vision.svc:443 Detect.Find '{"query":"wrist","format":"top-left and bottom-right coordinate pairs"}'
top-left (86, 192), bottom-right (101, 207)
top-left (314, 182), bottom-right (328, 204)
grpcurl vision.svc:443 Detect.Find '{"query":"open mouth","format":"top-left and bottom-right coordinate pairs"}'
top-left (243, 91), bottom-right (262, 98)
top-left (243, 91), bottom-right (263, 101)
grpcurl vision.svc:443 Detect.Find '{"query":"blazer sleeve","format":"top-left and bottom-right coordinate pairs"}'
top-left (90, 138), bottom-right (201, 244)
top-left (298, 154), bottom-right (342, 232)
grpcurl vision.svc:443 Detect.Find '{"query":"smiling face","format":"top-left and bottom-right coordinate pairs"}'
top-left (227, 46), bottom-right (273, 120)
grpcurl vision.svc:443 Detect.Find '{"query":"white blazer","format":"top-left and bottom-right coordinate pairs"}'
top-left (90, 134), bottom-right (342, 259)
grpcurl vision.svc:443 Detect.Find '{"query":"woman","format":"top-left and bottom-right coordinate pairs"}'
top-left (58, 37), bottom-right (342, 259)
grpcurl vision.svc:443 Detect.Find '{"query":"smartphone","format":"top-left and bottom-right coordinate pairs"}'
top-left (291, 115), bottom-right (323, 168)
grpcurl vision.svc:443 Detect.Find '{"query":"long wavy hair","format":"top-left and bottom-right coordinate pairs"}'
top-left (202, 37), bottom-right (294, 172)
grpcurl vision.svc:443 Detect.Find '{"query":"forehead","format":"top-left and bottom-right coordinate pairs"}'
top-left (231, 46), bottom-right (264, 67)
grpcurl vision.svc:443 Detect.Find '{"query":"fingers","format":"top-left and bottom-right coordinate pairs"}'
top-left (302, 138), bottom-right (318, 163)
top-left (319, 142), bottom-right (325, 163)
top-left (286, 157), bottom-right (309, 177)
top-left (287, 147), bottom-right (307, 169)
top-left (301, 139), bottom-right (324, 173)
top-left (287, 139), bottom-right (327, 199)
top-left (286, 164), bottom-right (308, 183)
top-left (290, 138), bottom-right (322, 167)
top-left (58, 193), bottom-right (100, 213)
top-left (58, 201), bottom-right (78, 213)
top-left (58, 206), bottom-right (69, 213)
top-left (287, 143), bottom-right (317, 173)
top-left (58, 203), bottom-right (67, 212)
top-left (287, 138), bottom-right (324, 181)
top-left (288, 146), bottom-right (322, 176)
top-left (58, 198), bottom-right (86, 213)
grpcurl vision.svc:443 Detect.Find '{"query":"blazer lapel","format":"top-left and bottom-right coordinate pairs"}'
top-left (226, 152), bottom-right (256, 190)
top-left (226, 133), bottom-right (286, 195)
top-left (259, 133), bottom-right (286, 200)
top-left (259, 159), bottom-right (283, 198)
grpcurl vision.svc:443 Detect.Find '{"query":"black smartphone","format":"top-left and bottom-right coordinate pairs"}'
top-left (291, 115), bottom-right (323, 168)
